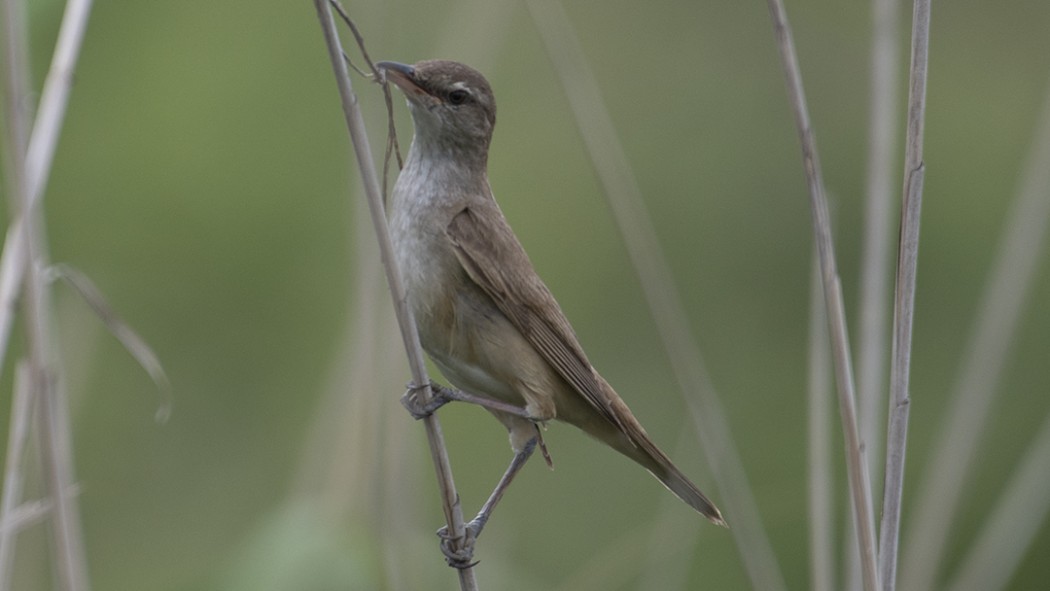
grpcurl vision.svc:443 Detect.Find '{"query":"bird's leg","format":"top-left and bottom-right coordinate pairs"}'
top-left (401, 382), bottom-right (533, 420)
top-left (401, 383), bottom-right (552, 466)
top-left (437, 437), bottom-right (537, 569)
top-left (469, 437), bottom-right (536, 534)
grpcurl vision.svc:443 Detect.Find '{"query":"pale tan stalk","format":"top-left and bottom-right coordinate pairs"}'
top-left (847, 1), bottom-right (900, 586)
top-left (900, 76), bottom-right (1050, 591)
top-left (0, 0), bottom-right (94, 374)
top-left (312, 3), bottom-right (477, 588)
top-left (1, 1), bottom-right (93, 589)
top-left (878, 2), bottom-right (932, 589)
top-left (808, 250), bottom-right (835, 591)
top-left (0, 362), bottom-right (32, 591)
top-left (764, 1), bottom-right (880, 588)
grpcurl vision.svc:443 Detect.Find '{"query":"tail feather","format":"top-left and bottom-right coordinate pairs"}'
top-left (579, 382), bottom-right (727, 527)
top-left (619, 406), bottom-right (726, 526)
top-left (644, 444), bottom-right (727, 527)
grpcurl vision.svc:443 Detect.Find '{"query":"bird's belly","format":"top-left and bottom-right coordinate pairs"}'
top-left (388, 207), bottom-right (558, 418)
top-left (429, 351), bottom-right (520, 404)
top-left (423, 286), bottom-right (564, 425)
top-left (419, 287), bottom-right (526, 405)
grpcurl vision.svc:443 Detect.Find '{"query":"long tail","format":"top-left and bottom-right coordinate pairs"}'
top-left (575, 380), bottom-right (727, 527)
top-left (630, 428), bottom-right (727, 527)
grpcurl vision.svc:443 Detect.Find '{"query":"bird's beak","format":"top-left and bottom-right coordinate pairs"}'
top-left (376, 61), bottom-right (430, 103)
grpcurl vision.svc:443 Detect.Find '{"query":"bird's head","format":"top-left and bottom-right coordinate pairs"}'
top-left (378, 60), bottom-right (497, 162)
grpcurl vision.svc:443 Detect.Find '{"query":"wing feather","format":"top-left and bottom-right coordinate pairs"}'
top-left (446, 206), bottom-right (623, 429)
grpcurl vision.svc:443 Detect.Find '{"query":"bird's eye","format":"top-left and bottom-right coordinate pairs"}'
top-left (448, 89), bottom-right (470, 105)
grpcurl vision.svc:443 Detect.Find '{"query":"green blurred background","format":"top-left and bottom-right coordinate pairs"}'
top-left (3, 0), bottom-right (1050, 589)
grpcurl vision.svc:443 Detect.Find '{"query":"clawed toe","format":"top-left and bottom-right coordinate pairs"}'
top-left (436, 523), bottom-right (479, 569)
top-left (400, 382), bottom-right (454, 419)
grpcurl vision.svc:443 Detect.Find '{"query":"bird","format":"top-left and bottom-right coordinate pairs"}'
top-left (376, 59), bottom-right (726, 567)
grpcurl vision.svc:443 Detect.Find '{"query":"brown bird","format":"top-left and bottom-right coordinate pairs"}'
top-left (378, 59), bottom-right (726, 566)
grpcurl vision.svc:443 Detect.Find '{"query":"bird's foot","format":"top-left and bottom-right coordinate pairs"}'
top-left (400, 382), bottom-right (456, 419)
top-left (436, 519), bottom-right (483, 569)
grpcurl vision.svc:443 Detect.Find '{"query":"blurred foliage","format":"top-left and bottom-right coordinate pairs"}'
top-left (215, 502), bottom-right (378, 591)
top-left (1, 0), bottom-right (1049, 589)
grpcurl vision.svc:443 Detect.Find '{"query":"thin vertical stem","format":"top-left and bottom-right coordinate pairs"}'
top-left (25, 0), bottom-right (93, 202)
top-left (312, 3), bottom-right (477, 589)
top-left (764, 1), bottom-right (880, 589)
top-left (0, 361), bottom-right (33, 591)
top-left (525, 2), bottom-right (787, 590)
top-left (900, 76), bottom-right (1050, 591)
top-left (877, 1), bottom-right (931, 589)
top-left (0, 230), bottom-right (25, 388)
top-left (849, 2), bottom-right (900, 586)
top-left (808, 250), bottom-right (835, 591)
top-left (1, 0), bottom-right (91, 589)
top-left (0, 0), bottom-right (94, 379)
top-left (857, 0), bottom-right (900, 502)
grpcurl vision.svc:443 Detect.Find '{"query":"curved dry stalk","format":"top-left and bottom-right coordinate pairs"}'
top-left (764, 1), bottom-right (880, 589)
top-left (326, 0), bottom-right (403, 187)
top-left (311, 3), bottom-right (477, 589)
top-left (899, 76), bottom-right (1050, 591)
top-left (47, 264), bottom-right (171, 421)
top-left (525, 1), bottom-right (787, 590)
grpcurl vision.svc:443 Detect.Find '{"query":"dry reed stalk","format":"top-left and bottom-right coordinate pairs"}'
top-left (764, 0), bottom-right (880, 588)
top-left (808, 250), bottom-right (835, 591)
top-left (900, 75), bottom-right (1050, 591)
top-left (846, 1), bottom-right (900, 586)
top-left (1, 0), bottom-right (93, 589)
top-left (312, 3), bottom-right (477, 588)
top-left (0, 362), bottom-right (32, 591)
top-left (877, 2), bottom-right (931, 589)
top-left (0, 0), bottom-right (94, 371)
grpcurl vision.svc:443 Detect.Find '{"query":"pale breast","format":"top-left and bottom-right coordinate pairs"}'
top-left (388, 152), bottom-right (537, 407)
top-left (390, 203), bottom-right (523, 405)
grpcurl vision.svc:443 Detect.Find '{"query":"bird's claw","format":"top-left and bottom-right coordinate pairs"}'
top-left (400, 381), bottom-right (454, 419)
top-left (436, 522), bottom-right (480, 569)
